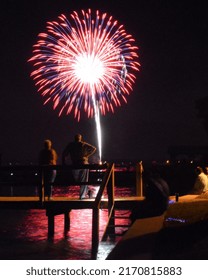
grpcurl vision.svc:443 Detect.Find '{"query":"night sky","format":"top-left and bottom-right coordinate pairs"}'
top-left (0, 0), bottom-right (208, 164)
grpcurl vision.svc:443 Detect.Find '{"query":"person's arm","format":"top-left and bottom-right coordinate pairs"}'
top-left (84, 142), bottom-right (96, 157)
top-left (52, 149), bottom-right (58, 165)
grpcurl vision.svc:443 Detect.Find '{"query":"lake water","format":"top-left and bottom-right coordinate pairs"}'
top-left (0, 186), bottom-right (133, 260)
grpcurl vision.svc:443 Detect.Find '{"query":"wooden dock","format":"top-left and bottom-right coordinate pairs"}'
top-left (0, 162), bottom-right (144, 259)
top-left (0, 196), bottom-right (144, 209)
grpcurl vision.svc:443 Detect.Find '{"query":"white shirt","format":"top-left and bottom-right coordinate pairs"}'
top-left (193, 172), bottom-right (208, 194)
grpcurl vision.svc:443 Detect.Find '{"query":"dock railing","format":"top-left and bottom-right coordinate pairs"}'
top-left (91, 162), bottom-right (115, 258)
top-left (135, 161), bottom-right (143, 197)
top-left (0, 162), bottom-right (115, 259)
top-left (0, 162), bottom-right (144, 259)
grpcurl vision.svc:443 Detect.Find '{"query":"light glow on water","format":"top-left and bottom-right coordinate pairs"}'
top-left (0, 187), bottom-right (132, 260)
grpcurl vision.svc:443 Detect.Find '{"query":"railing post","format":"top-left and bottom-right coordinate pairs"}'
top-left (136, 161), bottom-right (143, 197)
top-left (38, 166), bottom-right (44, 202)
top-left (41, 167), bottom-right (45, 202)
top-left (107, 164), bottom-right (115, 236)
top-left (107, 163), bottom-right (115, 210)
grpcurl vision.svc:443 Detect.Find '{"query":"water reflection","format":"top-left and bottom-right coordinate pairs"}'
top-left (0, 187), bottom-right (132, 260)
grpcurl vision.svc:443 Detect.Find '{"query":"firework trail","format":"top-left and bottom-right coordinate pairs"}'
top-left (28, 9), bottom-right (140, 162)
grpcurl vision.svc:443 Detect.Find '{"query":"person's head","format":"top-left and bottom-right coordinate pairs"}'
top-left (44, 139), bottom-right (52, 149)
top-left (195, 166), bottom-right (203, 175)
top-left (74, 134), bottom-right (82, 142)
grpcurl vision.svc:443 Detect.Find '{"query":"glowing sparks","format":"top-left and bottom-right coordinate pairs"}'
top-left (28, 9), bottom-right (140, 162)
top-left (28, 9), bottom-right (140, 121)
top-left (74, 53), bottom-right (104, 84)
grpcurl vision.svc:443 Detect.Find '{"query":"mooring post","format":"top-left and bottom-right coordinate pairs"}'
top-left (91, 207), bottom-right (99, 259)
top-left (136, 161), bottom-right (143, 197)
top-left (64, 211), bottom-right (70, 232)
top-left (48, 214), bottom-right (55, 237)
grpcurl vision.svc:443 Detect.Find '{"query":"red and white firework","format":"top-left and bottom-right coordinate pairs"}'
top-left (28, 9), bottom-right (140, 121)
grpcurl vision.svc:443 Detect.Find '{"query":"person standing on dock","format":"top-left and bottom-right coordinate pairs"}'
top-left (62, 134), bottom-right (96, 199)
top-left (39, 139), bottom-right (58, 200)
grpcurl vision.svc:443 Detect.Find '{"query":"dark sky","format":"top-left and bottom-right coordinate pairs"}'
top-left (0, 0), bottom-right (208, 164)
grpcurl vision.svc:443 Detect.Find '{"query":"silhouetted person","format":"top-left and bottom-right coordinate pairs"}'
top-left (130, 170), bottom-right (169, 223)
top-left (62, 134), bottom-right (96, 199)
top-left (39, 139), bottom-right (58, 200)
top-left (190, 166), bottom-right (208, 194)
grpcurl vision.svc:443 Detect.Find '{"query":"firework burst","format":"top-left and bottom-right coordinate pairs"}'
top-left (28, 9), bottom-right (140, 121)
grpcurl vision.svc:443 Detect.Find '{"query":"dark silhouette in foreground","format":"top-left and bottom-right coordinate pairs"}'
top-left (62, 134), bottom-right (96, 199)
top-left (130, 170), bottom-right (170, 222)
top-left (154, 218), bottom-right (208, 260)
top-left (39, 139), bottom-right (58, 199)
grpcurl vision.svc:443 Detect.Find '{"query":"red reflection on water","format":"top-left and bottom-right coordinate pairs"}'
top-left (0, 187), bottom-right (133, 260)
